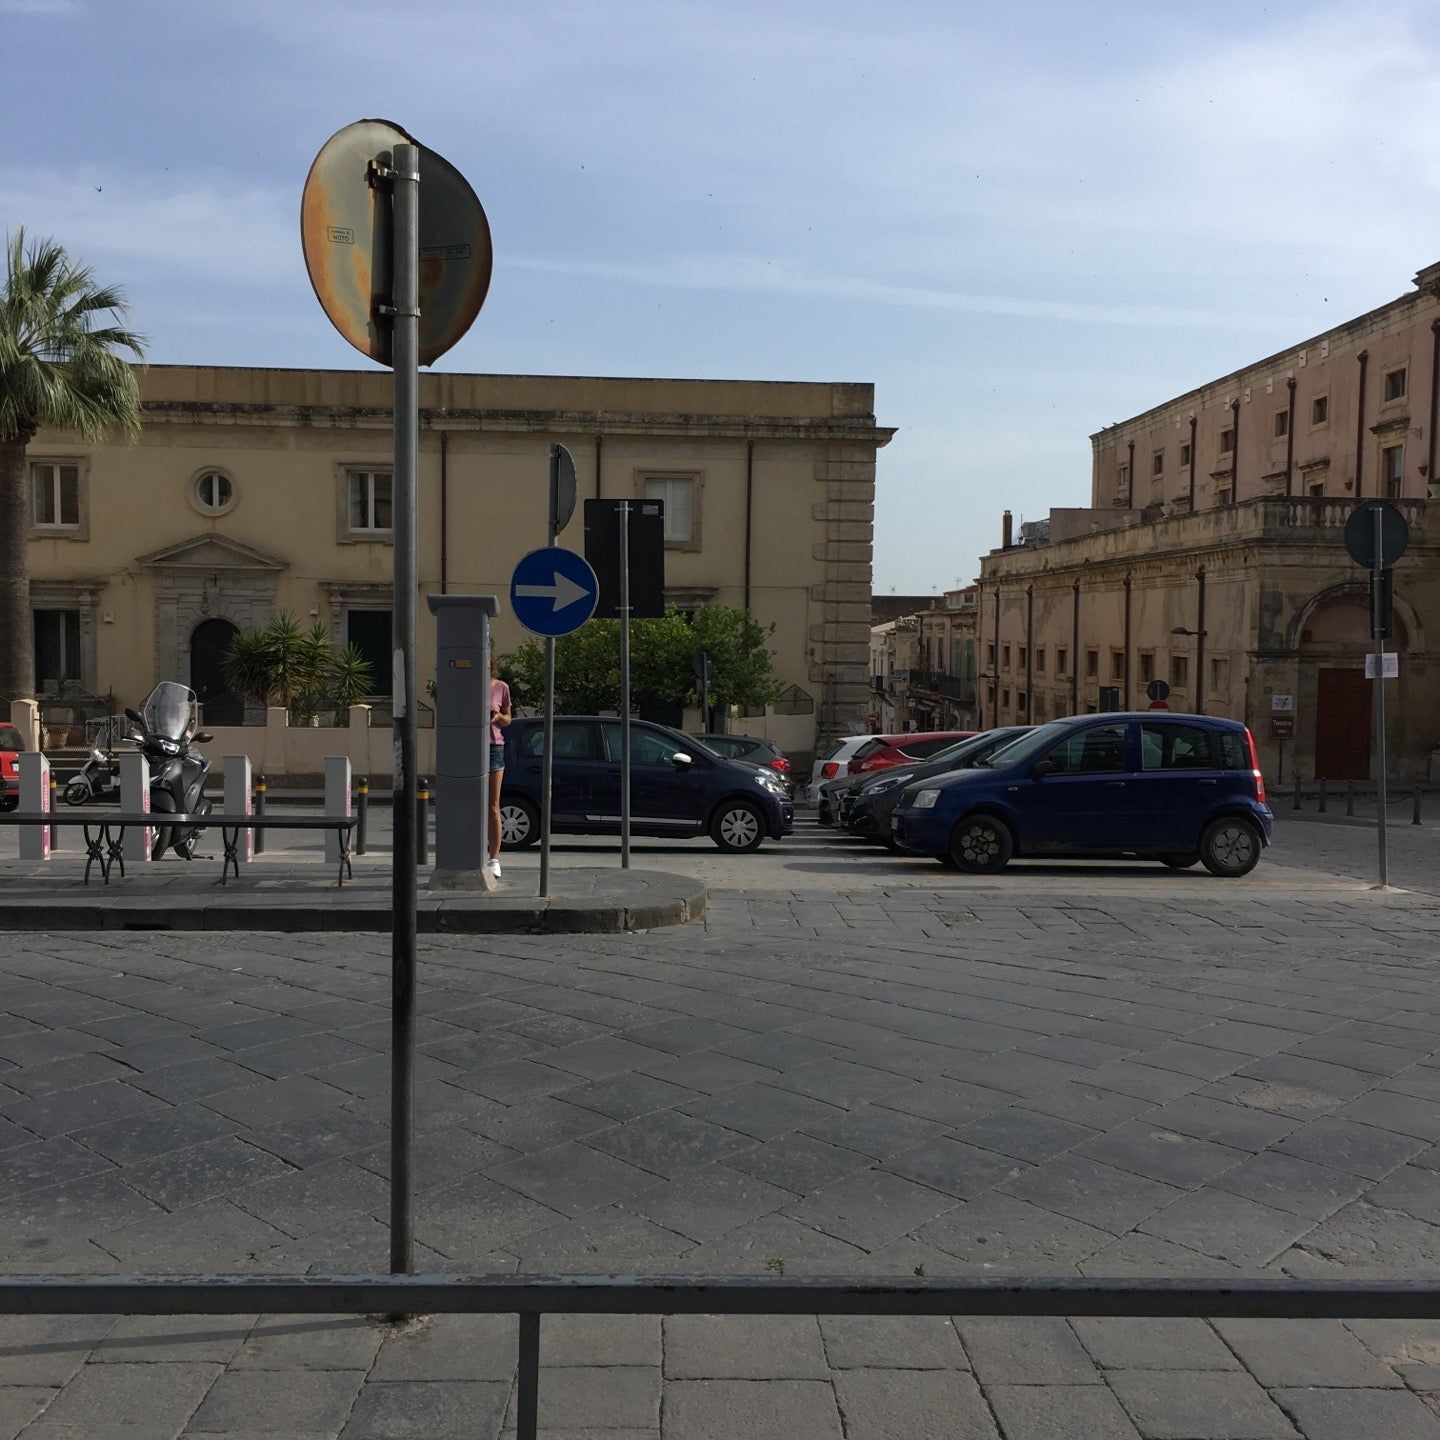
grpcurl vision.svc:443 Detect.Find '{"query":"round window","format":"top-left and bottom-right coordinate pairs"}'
top-left (191, 470), bottom-right (235, 515)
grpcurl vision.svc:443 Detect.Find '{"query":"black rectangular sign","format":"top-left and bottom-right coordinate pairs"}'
top-left (583, 499), bottom-right (666, 619)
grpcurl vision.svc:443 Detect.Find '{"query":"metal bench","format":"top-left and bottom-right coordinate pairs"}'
top-left (0, 812), bottom-right (357, 887)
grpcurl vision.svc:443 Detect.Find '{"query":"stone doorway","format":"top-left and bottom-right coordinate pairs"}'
top-left (189, 618), bottom-right (243, 726)
top-left (1314, 667), bottom-right (1371, 781)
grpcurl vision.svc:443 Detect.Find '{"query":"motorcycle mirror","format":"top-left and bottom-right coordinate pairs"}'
top-left (193, 732), bottom-right (214, 744)
top-left (124, 707), bottom-right (143, 724)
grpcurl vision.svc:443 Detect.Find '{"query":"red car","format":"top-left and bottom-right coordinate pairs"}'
top-left (0, 723), bottom-right (23, 811)
top-left (846, 730), bottom-right (976, 776)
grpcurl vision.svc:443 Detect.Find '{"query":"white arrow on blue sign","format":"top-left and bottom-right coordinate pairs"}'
top-left (510, 546), bottom-right (600, 637)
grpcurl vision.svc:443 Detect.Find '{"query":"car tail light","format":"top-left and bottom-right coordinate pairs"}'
top-left (821, 762), bottom-right (839, 779)
top-left (769, 758), bottom-right (790, 772)
top-left (1244, 727), bottom-right (1267, 804)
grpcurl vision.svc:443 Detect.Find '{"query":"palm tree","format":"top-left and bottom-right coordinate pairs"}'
top-left (0, 229), bottom-right (145, 703)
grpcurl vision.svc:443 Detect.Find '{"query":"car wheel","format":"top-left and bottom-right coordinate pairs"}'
top-left (948, 814), bottom-right (1014, 874)
top-left (0, 794), bottom-right (16, 813)
top-left (1198, 816), bottom-right (1262, 878)
top-left (711, 799), bottom-right (765, 853)
top-left (499, 797), bottom-right (539, 849)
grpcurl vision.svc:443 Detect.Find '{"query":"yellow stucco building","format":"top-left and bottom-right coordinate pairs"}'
top-left (25, 365), bottom-right (891, 768)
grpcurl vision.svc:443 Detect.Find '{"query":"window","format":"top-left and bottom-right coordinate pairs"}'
top-left (1047, 722), bottom-right (1127, 775)
top-left (1274, 409), bottom-right (1289, 439)
top-left (1152, 449), bottom-right (1164, 477)
top-left (1312, 394), bottom-right (1328, 427)
top-left (986, 643), bottom-right (996, 670)
top-left (1139, 652), bottom-right (1155, 683)
top-left (1110, 649), bottom-right (1125, 681)
top-left (30, 461), bottom-right (80, 529)
top-left (643, 475), bottom-right (696, 545)
top-left (1384, 367), bottom-right (1407, 403)
top-left (1210, 656), bottom-right (1230, 693)
top-left (1179, 441), bottom-right (1192, 468)
top-left (190, 469), bottom-right (235, 516)
top-left (986, 683), bottom-right (995, 708)
top-left (1085, 647), bottom-right (1099, 678)
top-left (1017, 690), bottom-right (1028, 713)
top-left (346, 610), bottom-right (393, 695)
top-left (1117, 464), bottom-right (1131, 490)
top-left (1018, 646), bottom-right (1028, 670)
top-left (1035, 647), bottom-right (1046, 675)
top-left (1215, 486), bottom-right (1233, 506)
top-left (1002, 644), bottom-right (1011, 671)
top-left (1219, 731), bottom-right (1249, 770)
top-left (1382, 443), bottom-right (1404, 498)
top-left (1219, 426), bottom-right (1235, 454)
top-left (1056, 646), bottom-right (1068, 675)
top-left (1140, 722), bottom-right (1216, 771)
top-left (345, 469), bottom-right (392, 535)
top-left (1034, 694), bottom-right (1047, 719)
top-left (1001, 687), bottom-right (1010, 710)
top-left (519, 719), bottom-right (597, 760)
top-left (1309, 478), bottom-right (1325, 497)
top-left (33, 610), bottom-right (80, 690)
top-left (602, 723), bottom-right (684, 764)
top-left (1170, 654), bottom-right (1189, 690)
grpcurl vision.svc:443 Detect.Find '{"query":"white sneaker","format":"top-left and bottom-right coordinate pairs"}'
top-left (488, 858), bottom-right (502, 879)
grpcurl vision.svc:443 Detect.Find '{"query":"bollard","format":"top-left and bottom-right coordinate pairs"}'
top-left (48, 772), bottom-right (58, 851)
top-left (1346, 781), bottom-right (1355, 818)
top-left (1415, 788), bottom-right (1423, 827)
top-left (356, 777), bottom-right (369, 856)
top-left (254, 775), bottom-right (267, 855)
top-left (417, 777), bottom-right (430, 867)
top-left (1292, 781), bottom-right (1302, 812)
top-left (1318, 778), bottom-right (1327, 814)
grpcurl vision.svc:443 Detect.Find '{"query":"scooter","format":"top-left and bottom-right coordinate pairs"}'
top-left (124, 682), bottom-right (215, 860)
top-left (64, 748), bottom-right (120, 807)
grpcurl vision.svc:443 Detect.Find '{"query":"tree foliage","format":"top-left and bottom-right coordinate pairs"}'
top-left (499, 605), bottom-right (780, 718)
top-left (223, 612), bottom-right (374, 722)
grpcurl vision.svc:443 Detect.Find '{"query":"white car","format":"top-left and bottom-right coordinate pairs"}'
top-left (805, 734), bottom-right (880, 805)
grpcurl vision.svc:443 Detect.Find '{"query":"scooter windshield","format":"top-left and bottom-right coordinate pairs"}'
top-left (141, 683), bottom-right (196, 743)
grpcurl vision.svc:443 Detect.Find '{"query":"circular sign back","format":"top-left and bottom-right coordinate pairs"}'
top-left (301, 118), bottom-right (492, 367)
top-left (1343, 499), bottom-right (1409, 569)
top-left (1146, 678), bottom-right (1171, 702)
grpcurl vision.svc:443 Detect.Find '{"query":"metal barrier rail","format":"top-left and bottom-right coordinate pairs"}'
top-left (1, 1274), bottom-right (1436, 1440)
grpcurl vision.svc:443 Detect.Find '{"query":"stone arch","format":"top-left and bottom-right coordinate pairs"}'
top-left (1285, 579), bottom-right (1423, 655)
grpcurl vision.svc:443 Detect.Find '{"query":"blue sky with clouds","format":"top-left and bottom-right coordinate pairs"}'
top-left (8, 0), bottom-right (1440, 589)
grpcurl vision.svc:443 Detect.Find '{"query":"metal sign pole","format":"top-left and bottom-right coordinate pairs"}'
top-left (539, 448), bottom-right (560, 900)
top-left (1373, 508), bottom-right (1388, 887)
top-left (389, 141), bottom-right (420, 1278)
top-left (620, 499), bottom-right (632, 869)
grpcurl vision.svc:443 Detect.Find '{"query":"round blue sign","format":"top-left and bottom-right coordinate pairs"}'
top-left (510, 546), bottom-right (599, 637)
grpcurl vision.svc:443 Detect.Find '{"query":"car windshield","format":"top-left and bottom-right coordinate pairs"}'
top-left (0, 726), bottom-right (23, 750)
top-left (140, 683), bottom-right (196, 743)
top-left (973, 719), bottom-right (1074, 768)
top-left (972, 728), bottom-right (1035, 766)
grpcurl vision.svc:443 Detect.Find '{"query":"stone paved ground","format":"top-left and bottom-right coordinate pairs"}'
top-left (4, 818), bottom-right (1440, 1435)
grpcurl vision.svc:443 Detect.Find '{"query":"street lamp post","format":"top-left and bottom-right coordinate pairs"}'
top-left (1170, 625), bottom-right (1209, 713)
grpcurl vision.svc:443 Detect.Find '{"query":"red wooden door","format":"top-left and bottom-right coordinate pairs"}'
top-left (1314, 667), bottom-right (1372, 781)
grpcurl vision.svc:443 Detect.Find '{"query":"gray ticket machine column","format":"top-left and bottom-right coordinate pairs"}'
top-left (426, 594), bottom-right (499, 885)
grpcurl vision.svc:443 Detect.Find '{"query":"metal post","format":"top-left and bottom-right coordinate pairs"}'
top-left (1277, 739), bottom-right (1285, 789)
top-left (1414, 788), bottom-right (1422, 826)
top-left (253, 776), bottom-right (266, 855)
top-left (416, 779), bottom-right (430, 867)
top-left (619, 498), bottom-right (631, 870)
top-left (540, 449), bottom-right (560, 900)
top-left (1319, 778), bottom-right (1327, 813)
top-left (48, 772), bottom-right (57, 851)
top-left (1347, 781), bottom-right (1355, 818)
top-left (356, 778), bottom-right (368, 856)
top-left (516, 1313), bottom-right (540, 1440)
top-left (1292, 779), bottom-right (1302, 812)
top-left (1373, 508), bottom-right (1389, 887)
top-left (389, 140), bottom-right (421, 1280)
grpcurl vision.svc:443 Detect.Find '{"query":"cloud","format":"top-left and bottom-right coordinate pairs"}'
top-left (509, 253), bottom-right (1305, 332)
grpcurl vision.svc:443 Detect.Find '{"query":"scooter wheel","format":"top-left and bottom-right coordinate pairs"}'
top-left (64, 781), bottom-right (90, 806)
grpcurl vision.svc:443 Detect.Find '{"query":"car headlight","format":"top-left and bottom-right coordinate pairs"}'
top-left (912, 788), bottom-right (941, 809)
top-left (867, 774), bottom-right (906, 796)
top-left (754, 773), bottom-right (786, 794)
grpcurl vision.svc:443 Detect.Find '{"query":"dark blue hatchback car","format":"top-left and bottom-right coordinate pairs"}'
top-left (891, 713), bottom-right (1272, 877)
top-left (500, 716), bottom-right (794, 853)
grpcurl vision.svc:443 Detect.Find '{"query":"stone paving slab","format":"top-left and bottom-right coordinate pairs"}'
top-left (3, 821), bottom-right (1440, 1433)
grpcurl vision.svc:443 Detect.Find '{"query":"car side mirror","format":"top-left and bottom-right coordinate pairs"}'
top-left (1031, 759), bottom-right (1056, 779)
top-left (672, 751), bottom-right (694, 767)
top-left (193, 732), bottom-right (214, 744)
top-left (125, 707), bottom-right (143, 724)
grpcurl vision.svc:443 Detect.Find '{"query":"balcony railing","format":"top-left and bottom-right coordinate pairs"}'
top-left (910, 667), bottom-right (975, 701)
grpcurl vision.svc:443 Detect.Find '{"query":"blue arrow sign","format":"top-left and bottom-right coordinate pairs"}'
top-left (510, 546), bottom-right (599, 637)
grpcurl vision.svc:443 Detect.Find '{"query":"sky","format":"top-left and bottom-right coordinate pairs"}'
top-left (7, 0), bottom-right (1440, 591)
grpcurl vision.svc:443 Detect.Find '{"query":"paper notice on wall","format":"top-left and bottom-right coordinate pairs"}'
top-left (1364, 653), bottom-right (1399, 679)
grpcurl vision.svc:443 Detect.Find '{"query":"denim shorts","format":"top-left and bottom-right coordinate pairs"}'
top-left (489, 744), bottom-right (506, 773)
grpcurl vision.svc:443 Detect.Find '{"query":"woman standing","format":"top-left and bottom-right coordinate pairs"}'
top-left (487, 658), bottom-right (512, 878)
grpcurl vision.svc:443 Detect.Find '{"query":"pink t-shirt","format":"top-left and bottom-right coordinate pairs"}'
top-left (490, 679), bottom-right (511, 747)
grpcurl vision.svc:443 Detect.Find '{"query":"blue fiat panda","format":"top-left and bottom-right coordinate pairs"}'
top-left (891, 713), bottom-right (1272, 877)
